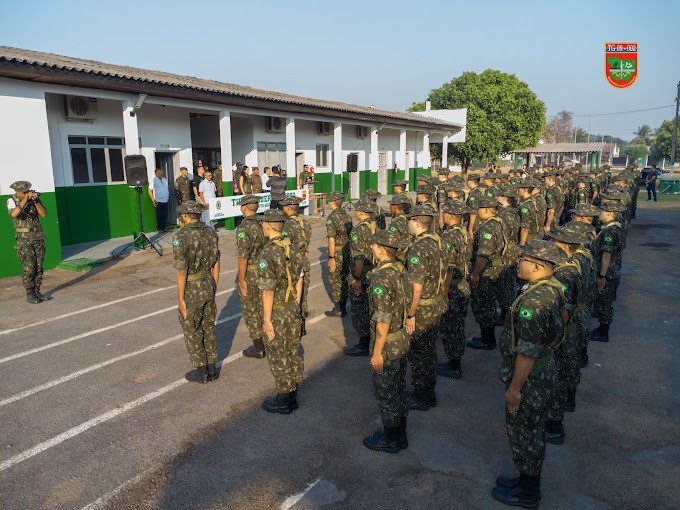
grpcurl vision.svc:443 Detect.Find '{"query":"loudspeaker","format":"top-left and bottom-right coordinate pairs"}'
top-left (124, 155), bottom-right (149, 187)
top-left (347, 153), bottom-right (358, 173)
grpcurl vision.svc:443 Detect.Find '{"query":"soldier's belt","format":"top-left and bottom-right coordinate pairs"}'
top-left (247, 264), bottom-right (258, 271)
top-left (272, 299), bottom-right (294, 310)
top-left (533, 351), bottom-right (553, 370)
top-left (15, 228), bottom-right (31, 233)
top-left (418, 294), bottom-right (444, 307)
top-left (386, 329), bottom-right (406, 342)
top-left (187, 270), bottom-right (210, 282)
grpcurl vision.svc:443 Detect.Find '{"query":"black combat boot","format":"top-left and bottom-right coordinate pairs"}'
top-left (26, 288), bottom-right (41, 304)
top-left (437, 359), bottom-right (462, 379)
top-left (467, 326), bottom-right (496, 350)
top-left (343, 337), bottom-right (370, 356)
top-left (363, 425), bottom-right (400, 454)
top-left (544, 419), bottom-right (565, 445)
top-left (408, 389), bottom-right (431, 411)
top-left (262, 392), bottom-right (294, 414)
top-left (398, 416), bottom-right (408, 449)
top-left (243, 338), bottom-right (266, 359)
top-left (590, 323), bottom-right (610, 342)
top-left (324, 302), bottom-right (345, 317)
top-left (207, 363), bottom-right (219, 382)
top-left (33, 286), bottom-right (52, 301)
top-left (565, 389), bottom-right (576, 412)
top-left (185, 365), bottom-right (208, 384)
top-left (496, 475), bottom-right (520, 489)
top-left (492, 473), bottom-right (541, 508)
top-left (291, 385), bottom-right (299, 410)
top-left (580, 345), bottom-right (589, 368)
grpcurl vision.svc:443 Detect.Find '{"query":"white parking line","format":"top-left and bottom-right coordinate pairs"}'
top-left (281, 477), bottom-right (322, 510)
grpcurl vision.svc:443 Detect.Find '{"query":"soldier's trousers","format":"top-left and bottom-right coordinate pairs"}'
top-left (350, 281), bottom-right (370, 339)
top-left (408, 307), bottom-right (442, 391)
top-left (594, 277), bottom-right (620, 325)
top-left (470, 275), bottom-right (498, 329)
top-left (328, 248), bottom-right (350, 304)
top-left (301, 258), bottom-right (311, 319)
top-left (547, 348), bottom-right (580, 423)
top-left (497, 266), bottom-right (517, 311)
top-left (16, 238), bottom-right (45, 289)
top-left (440, 287), bottom-right (468, 362)
top-left (575, 307), bottom-right (591, 350)
top-left (236, 274), bottom-right (262, 340)
top-left (373, 357), bottom-right (408, 428)
top-left (179, 299), bottom-right (218, 368)
top-left (263, 301), bottom-right (303, 393)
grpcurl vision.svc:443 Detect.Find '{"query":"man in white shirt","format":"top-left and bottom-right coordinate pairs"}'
top-left (148, 168), bottom-right (169, 232)
top-left (198, 169), bottom-right (217, 229)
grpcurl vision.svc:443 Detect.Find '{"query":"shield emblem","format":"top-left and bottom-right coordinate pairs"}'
top-left (605, 42), bottom-right (637, 88)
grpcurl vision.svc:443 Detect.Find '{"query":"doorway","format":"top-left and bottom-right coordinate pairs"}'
top-left (295, 152), bottom-right (305, 187)
top-left (155, 151), bottom-right (178, 225)
top-left (378, 151), bottom-right (388, 194)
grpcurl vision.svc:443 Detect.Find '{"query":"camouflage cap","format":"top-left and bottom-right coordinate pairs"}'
top-left (441, 199), bottom-right (469, 215)
top-left (542, 169), bottom-right (559, 177)
top-left (482, 172), bottom-right (496, 181)
top-left (466, 173), bottom-right (481, 181)
top-left (570, 203), bottom-right (601, 217)
top-left (445, 180), bottom-right (466, 192)
top-left (417, 174), bottom-right (432, 184)
top-left (389, 194), bottom-right (411, 206)
top-left (393, 179), bottom-right (409, 188)
top-left (354, 199), bottom-right (376, 213)
top-left (327, 191), bottom-right (345, 202)
top-left (257, 209), bottom-right (287, 222)
top-left (450, 174), bottom-right (464, 183)
top-left (407, 204), bottom-right (438, 217)
top-left (371, 229), bottom-right (407, 250)
top-left (520, 239), bottom-right (568, 266)
top-left (476, 195), bottom-right (499, 209)
top-left (238, 194), bottom-right (260, 206)
top-left (10, 181), bottom-right (32, 193)
top-left (438, 167), bottom-right (450, 176)
top-left (177, 200), bottom-right (206, 215)
top-left (517, 178), bottom-right (537, 188)
top-left (599, 201), bottom-right (626, 213)
top-left (546, 225), bottom-right (589, 245)
top-left (566, 221), bottom-right (596, 237)
top-left (280, 195), bottom-right (303, 206)
top-left (363, 189), bottom-right (382, 200)
top-left (599, 189), bottom-right (627, 201)
top-left (497, 184), bottom-right (517, 198)
top-left (416, 184), bottom-right (437, 196)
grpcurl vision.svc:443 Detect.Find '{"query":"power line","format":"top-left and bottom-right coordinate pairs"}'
top-left (572, 105), bottom-right (674, 117)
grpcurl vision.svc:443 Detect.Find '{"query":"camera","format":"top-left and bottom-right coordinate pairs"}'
top-left (28, 190), bottom-right (41, 201)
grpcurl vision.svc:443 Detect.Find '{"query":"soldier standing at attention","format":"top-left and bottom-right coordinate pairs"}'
top-left (465, 173), bottom-right (485, 237)
top-left (363, 230), bottom-right (410, 454)
top-left (344, 200), bottom-right (377, 356)
top-left (543, 170), bottom-right (565, 231)
top-left (496, 185), bottom-right (521, 324)
top-left (235, 195), bottom-right (267, 359)
top-left (517, 180), bottom-right (541, 246)
top-left (387, 195), bottom-right (411, 247)
top-left (324, 192), bottom-right (353, 318)
top-left (257, 210), bottom-right (304, 413)
top-left (213, 162), bottom-right (224, 197)
top-left (404, 205), bottom-right (447, 410)
top-left (437, 200), bottom-right (471, 379)
top-left (492, 239), bottom-right (565, 509)
top-left (281, 195), bottom-right (312, 336)
top-left (174, 167), bottom-right (191, 205)
top-left (251, 167), bottom-right (263, 194)
top-left (392, 179), bottom-right (413, 214)
top-left (7, 181), bottom-right (50, 303)
top-left (173, 200), bottom-right (220, 383)
top-left (363, 189), bottom-right (386, 229)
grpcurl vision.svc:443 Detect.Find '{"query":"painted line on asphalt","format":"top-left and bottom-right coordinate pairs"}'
top-left (281, 477), bottom-right (322, 510)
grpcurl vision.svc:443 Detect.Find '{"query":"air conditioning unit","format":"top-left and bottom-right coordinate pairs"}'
top-left (63, 95), bottom-right (98, 121)
top-left (317, 122), bottom-right (332, 135)
top-left (356, 126), bottom-right (369, 139)
top-left (266, 116), bottom-right (285, 133)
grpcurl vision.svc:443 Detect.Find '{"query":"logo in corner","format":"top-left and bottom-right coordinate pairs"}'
top-left (605, 42), bottom-right (637, 88)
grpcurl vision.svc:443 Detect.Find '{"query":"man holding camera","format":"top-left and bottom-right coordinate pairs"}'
top-left (7, 181), bottom-right (51, 303)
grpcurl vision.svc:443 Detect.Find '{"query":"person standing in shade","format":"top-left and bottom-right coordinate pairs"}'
top-left (213, 162), bottom-right (224, 198)
top-left (543, 170), bottom-right (564, 231)
top-left (173, 200), bottom-right (220, 383)
top-left (324, 191), bottom-right (353, 318)
top-left (298, 164), bottom-right (311, 189)
top-left (149, 168), bottom-right (169, 232)
top-left (465, 173), bottom-right (485, 237)
top-left (232, 162), bottom-right (243, 196)
top-left (495, 185), bottom-right (521, 324)
top-left (646, 167), bottom-right (658, 201)
top-left (174, 167), bottom-right (191, 206)
top-left (517, 180), bottom-right (541, 246)
top-left (267, 166), bottom-right (287, 210)
top-left (198, 169), bottom-right (217, 229)
top-left (236, 194), bottom-right (267, 359)
top-left (281, 195), bottom-right (311, 336)
top-left (7, 181), bottom-right (50, 303)
top-left (251, 167), bottom-right (263, 194)
top-left (387, 194), bottom-right (411, 261)
top-left (192, 164), bottom-right (205, 200)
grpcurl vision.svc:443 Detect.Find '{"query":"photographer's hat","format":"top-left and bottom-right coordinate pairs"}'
top-left (10, 181), bottom-right (31, 193)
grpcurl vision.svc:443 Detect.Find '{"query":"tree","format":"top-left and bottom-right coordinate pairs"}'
top-left (649, 120), bottom-right (676, 163)
top-left (409, 70), bottom-right (545, 171)
top-left (631, 124), bottom-right (654, 146)
top-left (543, 110), bottom-right (574, 143)
top-left (623, 144), bottom-right (648, 162)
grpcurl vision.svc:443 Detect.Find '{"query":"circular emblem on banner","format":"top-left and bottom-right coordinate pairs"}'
top-left (216, 201), bottom-right (222, 210)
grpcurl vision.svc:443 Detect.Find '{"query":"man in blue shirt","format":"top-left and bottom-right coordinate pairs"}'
top-left (149, 168), bottom-right (169, 232)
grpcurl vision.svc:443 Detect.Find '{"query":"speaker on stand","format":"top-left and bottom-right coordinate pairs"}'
top-left (343, 153), bottom-right (359, 211)
top-left (115, 155), bottom-right (162, 257)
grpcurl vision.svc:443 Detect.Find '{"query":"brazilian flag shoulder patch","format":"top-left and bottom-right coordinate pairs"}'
top-left (389, 226), bottom-right (397, 232)
top-left (258, 260), bottom-right (268, 270)
top-left (326, 219), bottom-right (333, 225)
top-left (172, 238), bottom-right (180, 247)
top-left (446, 242), bottom-right (452, 251)
top-left (519, 306), bottom-right (534, 321)
top-left (372, 285), bottom-right (385, 297)
top-left (481, 232), bottom-right (492, 240)
top-left (409, 256), bottom-right (420, 265)
top-left (520, 207), bottom-right (528, 214)
top-left (604, 235), bottom-right (613, 243)
top-left (237, 231), bottom-right (246, 239)
top-left (351, 234), bottom-right (358, 242)
top-left (561, 283), bottom-right (569, 293)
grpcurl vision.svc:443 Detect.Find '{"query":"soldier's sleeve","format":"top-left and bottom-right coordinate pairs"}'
top-left (210, 229), bottom-right (221, 267)
top-left (476, 223), bottom-right (497, 260)
top-left (441, 232), bottom-right (455, 270)
top-left (599, 226), bottom-right (620, 254)
top-left (235, 225), bottom-right (252, 258)
top-left (545, 189), bottom-right (555, 209)
top-left (6, 197), bottom-right (16, 212)
top-left (518, 204), bottom-right (532, 229)
top-left (326, 213), bottom-right (337, 239)
top-left (256, 249), bottom-right (277, 291)
top-left (514, 298), bottom-right (551, 359)
top-left (352, 225), bottom-right (368, 260)
top-left (370, 272), bottom-right (395, 324)
top-left (172, 233), bottom-right (189, 271)
top-left (406, 242), bottom-right (428, 285)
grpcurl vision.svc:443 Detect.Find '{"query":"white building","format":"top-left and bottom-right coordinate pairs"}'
top-left (0, 47), bottom-right (465, 278)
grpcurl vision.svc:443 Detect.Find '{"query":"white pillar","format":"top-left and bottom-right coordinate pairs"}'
top-left (286, 118), bottom-right (296, 184)
top-left (218, 111), bottom-right (233, 191)
top-left (422, 132), bottom-right (430, 169)
top-left (122, 100), bottom-right (140, 156)
top-left (369, 127), bottom-right (379, 171)
top-left (442, 137), bottom-right (448, 171)
top-left (333, 122), bottom-right (342, 193)
top-left (399, 129), bottom-right (407, 184)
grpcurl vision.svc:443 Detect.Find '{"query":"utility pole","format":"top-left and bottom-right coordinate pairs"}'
top-left (670, 81), bottom-right (680, 176)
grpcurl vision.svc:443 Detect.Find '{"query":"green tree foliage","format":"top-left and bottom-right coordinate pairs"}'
top-left (650, 120), bottom-right (676, 163)
top-left (409, 70), bottom-right (545, 170)
top-left (631, 124), bottom-right (654, 146)
top-left (623, 144), bottom-right (649, 161)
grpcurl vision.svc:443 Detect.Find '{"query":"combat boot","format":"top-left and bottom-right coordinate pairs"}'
top-left (262, 392), bottom-right (294, 414)
top-left (26, 288), bottom-right (41, 304)
top-left (437, 359), bottom-right (462, 379)
top-left (398, 416), bottom-right (408, 449)
top-left (207, 363), bottom-right (219, 382)
top-left (324, 303), bottom-right (345, 317)
top-left (565, 389), bottom-right (576, 412)
top-left (184, 365), bottom-right (208, 384)
top-left (467, 327), bottom-right (496, 350)
top-left (33, 286), bottom-right (52, 301)
top-left (544, 420), bottom-right (565, 445)
top-left (243, 338), bottom-right (266, 359)
top-left (291, 385), bottom-right (299, 410)
top-left (408, 389), bottom-right (431, 411)
top-left (590, 323), bottom-right (610, 342)
top-left (343, 337), bottom-right (370, 356)
top-left (363, 425), bottom-right (400, 454)
top-left (492, 473), bottom-right (541, 508)
top-left (580, 345), bottom-right (589, 368)
top-left (496, 475), bottom-right (520, 489)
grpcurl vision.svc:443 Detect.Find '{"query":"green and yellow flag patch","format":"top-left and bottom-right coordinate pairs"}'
top-left (389, 226), bottom-right (397, 232)
top-left (237, 231), bottom-right (246, 239)
top-left (372, 285), bottom-right (385, 297)
top-left (604, 235), bottom-right (613, 243)
top-left (172, 238), bottom-right (180, 247)
top-left (482, 232), bottom-right (492, 240)
top-left (351, 234), bottom-right (358, 243)
top-left (409, 256), bottom-right (420, 265)
top-left (519, 306), bottom-right (534, 321)
top-left (520, 207), bottom-right (528, 214)
top-left (258, 261), bottom-right (268, 270)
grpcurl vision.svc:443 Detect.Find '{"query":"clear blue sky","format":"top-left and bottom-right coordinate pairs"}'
top-left (1, 0), bottom-right (677, 141)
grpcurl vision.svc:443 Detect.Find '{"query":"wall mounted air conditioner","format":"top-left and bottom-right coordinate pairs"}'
top-left (63, 95), bottom-right (98, 121)
top-left (266, 116), bottom-right (285, 133)
top-left (317, 122), bottom-right (332, 135)
top-left (356, 126), bottom-right (369, 139)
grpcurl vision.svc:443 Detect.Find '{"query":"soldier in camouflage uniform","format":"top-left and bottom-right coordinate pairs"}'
top-left (517, 179), bottom-right (541, 246)
top-left (235, 195), bottom-right (267, 359)
top-left (543, 170), bottom-right (565, 231)
top-left (436, 168), bottom-right (450, 207)
top-left (7, 181), bottom-right (50, 303)
top-left (324, 192), bottom-right (353, 318)
top-left (173, 200), bottom-right (221, 383)
top-left (496, 185), bottom-right (521, 324)
top-left (213, 163), bottom-right (223, 197)
top-left (437, 200), bottom-right (471, 379)
top-left (492, 240), bottom-right (565, 509)
top-left (465, 173), bottom-right (486, 237)
top-left (574, 175), bottom-right (590, 205)
top-left (415, 185), bottom-right (442, 236)
top-left (364, 189), bottom-right (387, 229)
top-left (363, 229), bottom-right (410, 454)
top-left (281, 195), bottom-right (312, 336)
top-left (257, 209), bottom-right (305, 414)
top-left (590, 201), bottom-right (626, 343)
top-left (405, 205), bottom-right (447, 410)
top-left (387, 194), bottom-right (412, 262)
top-left (345, 200), bottom-right (378, 356)
top-left (251, 167), bottom-right (263, 194)
top-left (445, 180), bottom-right (466, 202)
top-left (174, 167), bottom-right (191, 204)
top-left (392, 179), bottom-right (412, 214)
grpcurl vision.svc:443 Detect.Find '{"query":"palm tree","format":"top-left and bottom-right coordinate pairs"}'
top-left (632, 124), bottom-right (654, 146)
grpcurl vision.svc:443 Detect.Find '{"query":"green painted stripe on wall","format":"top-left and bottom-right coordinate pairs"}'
top-left (0, 192), bottom-right (62, 279)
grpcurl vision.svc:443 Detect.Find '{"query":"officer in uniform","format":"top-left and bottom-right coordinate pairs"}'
top-left (404, 204), bottom-right (447, 410)
top-left (173, 200), bottom-right (221, 383)
top-left (517, 179), bottom-right (541, 246)
top-left (363, 229), bottom-right (410, 454)
top-left (496, 184), bottom-right (521, 324)
top-left (324, 191), bottom-right (353, 318)
top-left (235, 195), bottom-right (267, 359)
top-left (7, 181), bottom-right (50, 303)
top-left (281, 195), bottom-right (312, 336)
top-left (438, 200), bottom-right (471, 379)
top-left (465, 173), bottom-right (485, 237)
top-left (492, 239), bottom-right (565, 509)
top-left (257, 209), bottom-right (304, 414)
top-left (345, 200), bottom-right (378, 356)
top-left (363, 189), bottom-right (387, 229)
top-left (543, 170), bottom-right (565, 231)
top-left (387, 194), bottom-right (411, 250)
top-left (174, 167), bottom-right (191, 204)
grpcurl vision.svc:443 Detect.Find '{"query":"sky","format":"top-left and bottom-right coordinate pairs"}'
top-left (1, 0), bottom-right (677, 141)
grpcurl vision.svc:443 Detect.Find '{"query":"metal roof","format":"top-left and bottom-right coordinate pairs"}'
top-left (512, 142), bottom-right (608, 154)
top-left (0, 46), bottom-right (460, 131)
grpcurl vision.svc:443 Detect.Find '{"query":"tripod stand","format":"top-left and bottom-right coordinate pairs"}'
top-left (342, 173), bottom-right (357, 211)
top-left (115, 186), bottom-right (162, 257)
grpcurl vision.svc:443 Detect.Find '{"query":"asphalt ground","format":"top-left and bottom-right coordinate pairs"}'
top-left (0, 200), bottom-right (678, 510)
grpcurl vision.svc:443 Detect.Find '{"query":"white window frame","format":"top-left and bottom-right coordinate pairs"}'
top-left (316, 144), bottom-right (329, 168)
top-left (68, 136), bottom-right (127, 186)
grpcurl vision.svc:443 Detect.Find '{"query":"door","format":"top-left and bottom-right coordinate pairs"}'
top-left (295, 152), bottom-right (305, 188)
top-left (378, 151), bottom-right (388, 194)
top-left (155, 151), bottom-right (178, 225)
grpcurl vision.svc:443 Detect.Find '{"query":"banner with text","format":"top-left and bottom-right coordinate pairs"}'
top-left (208, 189), bottom-right (309, 220)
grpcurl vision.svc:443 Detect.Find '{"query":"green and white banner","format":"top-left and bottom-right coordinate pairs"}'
top-left (208, 189), bottom-right (309, 220)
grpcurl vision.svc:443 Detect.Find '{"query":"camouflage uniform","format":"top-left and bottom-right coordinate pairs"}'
top-left (173, 220), bottom-right (220, 368)
top-left (440, 222), bottom-right (470, 363)
top-left (518, 195), bottom-right (541, 241)
top-left (593, 219), bottom-right (625, 326)
top-left (282, 203), bottom-right (312, 320)
top-left (235, 214), bottom-right (265, 341)
top-left (496, 203), bottom-right (520, 315)
top-left (174, 174), bottom-right (191, 203)
top-left (364, 190), bottom-right (386, 230)
top-left (470, 214), bottom-right (506, 330)
top-left (388, 211), bottom-right (410, 262)
top-left (350, 214), bottom-right (377, 342)
top-left (544, 183), bottom-right (565, 228)
top-left (325, 205), bottom-right (353, 305)
top-left (251, 173), bottom-right (263, 194)
top-left (213, 166), bottom-right (223, 197)
top-left (533, 193), bottom-right (548, 232)
top-left (8, 191), bottom-right (46, 291)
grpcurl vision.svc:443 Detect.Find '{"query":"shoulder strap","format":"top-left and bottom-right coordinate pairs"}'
top-left (292, 215), bottom-right (308, 242)
top-left (270, 237), bottom-right (295, 302)
top-left (450, 225), bottom-right (470, 277)
top-left (555, 259), bottom-right (581, 276)
top-left (574, 248), bottom-right (595, 269)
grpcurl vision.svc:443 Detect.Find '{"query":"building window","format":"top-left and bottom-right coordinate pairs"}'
top-left (316, 144), bottom-right (329, 167)
top-left (68, 136), bottom-right (126, 185)
top-left (257, 142), bottom-right (287, 171)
